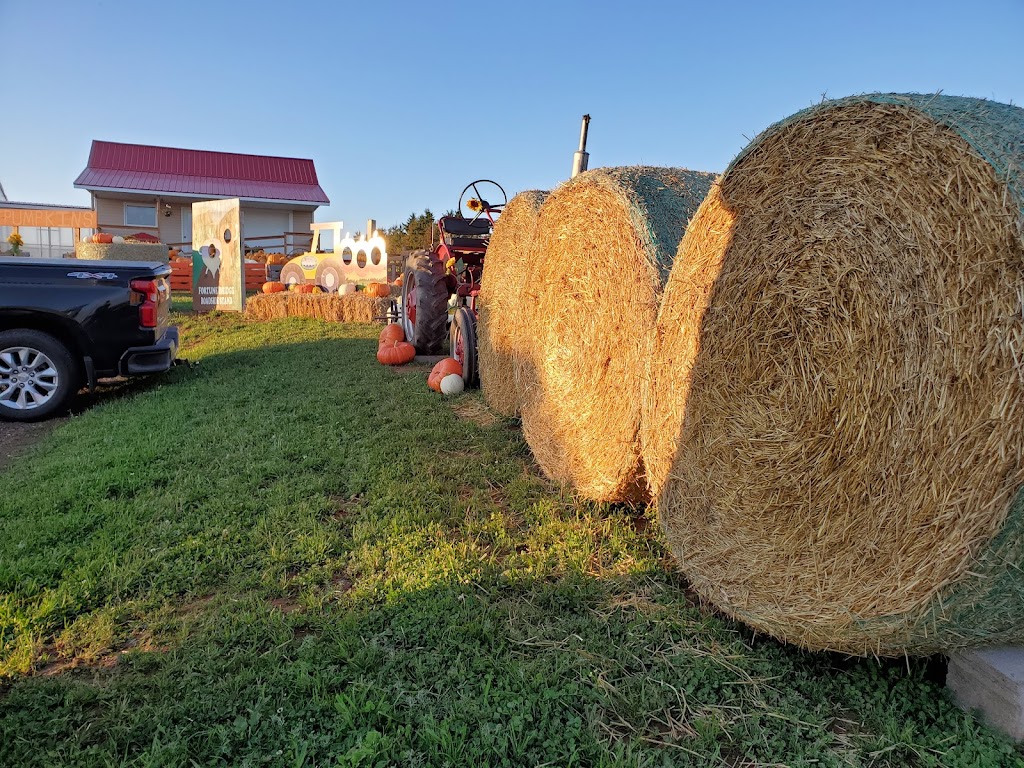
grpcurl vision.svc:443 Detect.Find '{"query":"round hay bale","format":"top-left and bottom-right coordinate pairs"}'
top-left (478, 190), bottom-right (548, 416)
top-left (76, 242), bottom-right (168, 263)
top-left (647, 93), bottom-right (1024, 655)
top-left (521, 166), bottom-right (715, 503)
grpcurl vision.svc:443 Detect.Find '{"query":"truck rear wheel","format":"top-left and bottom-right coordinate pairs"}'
top-left (401, 250), bottom-right (448, 355)
top-left (0, 329), bottom-right (78, 422)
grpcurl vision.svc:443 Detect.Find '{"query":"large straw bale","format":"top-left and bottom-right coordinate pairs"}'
top-left (645, 93), bottom-right (1024, 655)
top-left (477, 190), bottom-right (548, 416)
top-left (521, 166), bottom-right (715, 503)
top-left (245, 293), bottom-right (389, 324)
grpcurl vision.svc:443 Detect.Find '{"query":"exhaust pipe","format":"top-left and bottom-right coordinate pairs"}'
top-left (571, 114), bottom-right (591, 178)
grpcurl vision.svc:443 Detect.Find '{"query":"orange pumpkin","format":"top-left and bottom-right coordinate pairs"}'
top-left (379, 324), bottom-right (405, 345)
top-left (168, 248), bottom-right (179, 260)
top-left (92, 233), bottom-right (114, 244)
top-left (392, 274), bottom-right (404, 287)
top-left (428, 358), bottom-right (463, 391)
top-left (262, 281), bottom-right (285, 294)
top-left (365, 283), bottom-right (391, 298)
top-left (296, 284), bottom-right (316, 294)
top-left (377, 340), bottom-right (416, 366)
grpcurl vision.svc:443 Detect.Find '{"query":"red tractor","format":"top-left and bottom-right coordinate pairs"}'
top-left (399, 180), bottom-right (506, 386)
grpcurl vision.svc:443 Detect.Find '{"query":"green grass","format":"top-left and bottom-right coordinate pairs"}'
top-left (0, 302), bottom-right (1020, 766)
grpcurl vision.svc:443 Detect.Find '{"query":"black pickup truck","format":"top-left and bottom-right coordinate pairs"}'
top-left (0, 258), bottom-right (179, 421)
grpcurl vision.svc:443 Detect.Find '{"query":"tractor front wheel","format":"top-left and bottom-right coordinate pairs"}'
top-left (450, 307), bottom-right (478, 387)
top-left (400, 250), bottom-right (448, 355)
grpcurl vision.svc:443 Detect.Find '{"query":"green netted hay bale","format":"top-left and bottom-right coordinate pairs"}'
top-left (76, 242), bottom-right (168, 263)
top-left (645, 93), bottom-right (1024, 655)
top-left (477, 190), bottom-right (548, 416)
top-left (520, 166), bottom-right (715, 504)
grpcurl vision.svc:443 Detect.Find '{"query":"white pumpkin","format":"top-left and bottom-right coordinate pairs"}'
top-left (339, 282), bottom-right (357, 295)
top-left (440, 374), bottom-right (464, 395)
top-left (112, 236), bottom-right (125, 244)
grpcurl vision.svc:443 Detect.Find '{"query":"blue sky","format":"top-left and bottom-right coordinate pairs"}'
top-left (2, 0), bottom-right (1022, 232)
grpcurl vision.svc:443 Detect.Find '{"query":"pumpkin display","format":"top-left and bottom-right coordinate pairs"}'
top-left (379, 324), bottom-right (405, 345)
top-left (262, 281), bottom-right (285, 294)
top-left (377, 340), bottom-right (416, 366)
top-left (440, 374), bottom-right (465, 396)
top-left (428, 358), bottom-right (463, 391)
top-left (364, 282), bottom-right (391, 298)
top-left (92, 233), bottom-right (114, 244)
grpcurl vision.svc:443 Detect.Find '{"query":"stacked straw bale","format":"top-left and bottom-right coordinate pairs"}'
top-left (644, 93), bottom-right (1024, 655)
top-left (245, 293), bottom-right (389, 324)
top-left (477, 190), bottom-right (548, 416)
top-left (76, 243), bottom-right (168, 263)
top-left (521, 166), bottom-right (715, 504)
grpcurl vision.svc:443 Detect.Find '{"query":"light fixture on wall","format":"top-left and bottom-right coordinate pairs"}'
top-left (163, 204), bottom-right (172, 217)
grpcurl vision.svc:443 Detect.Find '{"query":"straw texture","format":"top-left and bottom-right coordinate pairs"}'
top-left (521, 166), bottom-right (715, 504)
top-left (477, 190), bottom-right (548, 416)
top-left (647, 94), bottom-right (1024, 655)
top-left (76, 243), bottom-right (168, 263)
top-left (245, 293), bottom-right (389, 324)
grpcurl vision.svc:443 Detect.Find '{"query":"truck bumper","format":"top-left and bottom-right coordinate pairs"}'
top-left (119, 326), bottom-right (180, 376)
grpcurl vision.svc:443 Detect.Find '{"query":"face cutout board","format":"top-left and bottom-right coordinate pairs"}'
top-left (192, 198), bottom-right (244, 312)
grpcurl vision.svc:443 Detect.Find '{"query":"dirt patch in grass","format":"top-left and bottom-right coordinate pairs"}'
top-left (268, 596), bottom-right (303, 615)
top-left (35, 633), bottom-right (169, 678)
top-left (451, 399), bottom-right (498, 427)
top-left (330, 494), bottom-right (364, 519)
top-left (0, 376), bottom-right (168, 472)
top-left (0, 420), bottom-right (56, 471)
top-left (388, 362), bottom-right (433, 377)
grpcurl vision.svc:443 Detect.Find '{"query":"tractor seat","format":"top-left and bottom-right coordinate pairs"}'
top-left (439, 216), bottom-right (491, 237)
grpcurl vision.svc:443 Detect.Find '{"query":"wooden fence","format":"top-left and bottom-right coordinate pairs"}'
top-left (169, 261), bottom-right (269, 293)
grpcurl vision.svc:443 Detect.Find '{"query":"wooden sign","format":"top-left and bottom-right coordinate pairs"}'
top-left (192, 198), bottom-right (244, 312)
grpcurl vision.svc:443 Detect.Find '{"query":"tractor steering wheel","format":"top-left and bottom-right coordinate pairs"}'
top-left (458, 180), bottom-right (507, 222)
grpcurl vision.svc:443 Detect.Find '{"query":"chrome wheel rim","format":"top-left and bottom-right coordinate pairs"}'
top-left (0, 346), bottom-right (60, 410)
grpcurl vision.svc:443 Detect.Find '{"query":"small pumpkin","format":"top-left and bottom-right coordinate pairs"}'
top-left (440, 374), bottom-right (465, 395)
top-left (379, 324), bottom-right (405, 345)
top-left (339, 283), bottom-right (357, 295)
top-left (296, 284), bottom-right (316, 294)
top-left (112, 235), bottom-right (125, 245)
top-left (168, 248), bottom-right (179, 259)
top-left (392, 274), bottom-right (404, 287)
top-left (92, 233), bottom-right (114, 244)
top-left (365, 282), bottom-right (391, 298)
top-left (262, 281), bottom-right (285, 294)
top-left (428, 358), bottom-right (463, 391)
top-left (377, 340), bottom-right (416, 366)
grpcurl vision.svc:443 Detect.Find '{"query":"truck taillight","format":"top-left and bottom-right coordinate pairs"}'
top-left (130, 279), bottom-right (159, 328)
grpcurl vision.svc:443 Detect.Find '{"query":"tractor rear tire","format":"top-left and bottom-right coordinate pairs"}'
top-left (401, 250), bottom-right (448, 355)
top-left (450, 307), bottom-right (478, 387)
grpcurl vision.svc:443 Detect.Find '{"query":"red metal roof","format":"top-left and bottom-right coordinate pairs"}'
top-left (74, 141), bottom-right (329, 205)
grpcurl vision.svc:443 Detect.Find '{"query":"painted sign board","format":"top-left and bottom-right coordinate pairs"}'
top-left (192, 198), bottom-right (244, 312)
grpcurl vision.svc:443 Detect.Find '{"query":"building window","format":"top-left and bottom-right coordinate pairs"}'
top-left (125, 204), bottom-right (157, 228)
top-left (15, 227), bottom-right (76, 259)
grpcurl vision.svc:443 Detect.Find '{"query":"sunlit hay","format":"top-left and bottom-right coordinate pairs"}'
top-left (521, 166), bottom-right (715, 504)
top-left (650, 94), bottom-right (1024, 655)
top-left (641, 181), bottom-right (731, 501)
top-left (244, 293), bottom-right (389, 324)
top-left (76, 243), bottom-right (168, 263)
top-left (478, 190), bottom-right (548, 416)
